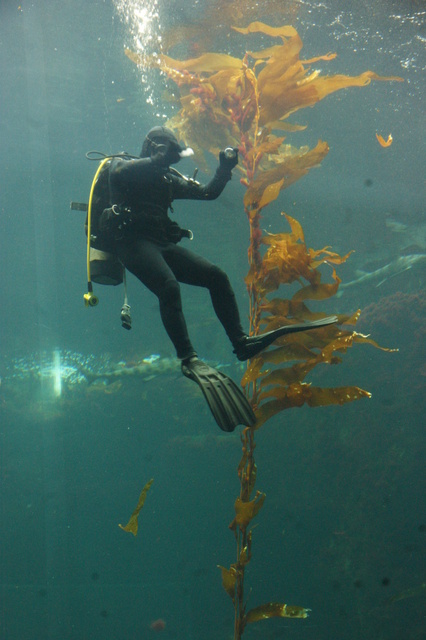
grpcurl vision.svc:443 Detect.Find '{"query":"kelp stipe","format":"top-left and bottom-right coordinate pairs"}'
top-left (126, 21), bottom-right (401, 639)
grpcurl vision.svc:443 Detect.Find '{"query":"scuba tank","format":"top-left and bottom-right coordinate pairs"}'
top-left (84, 156), bottom-right (124, 287)
top-left (88, 246), bottom-right (123, 286)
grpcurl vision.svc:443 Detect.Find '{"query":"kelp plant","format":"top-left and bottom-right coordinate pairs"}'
top-left (126, 22), bottom-right (401, 638)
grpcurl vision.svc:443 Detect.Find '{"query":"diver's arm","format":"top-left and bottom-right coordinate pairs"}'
top-left (172, 167), bottom-right (231, 201)
top-left (172, 148), bottom-right (239, 201)
top-left (110, 157), bottom-right (158, 183)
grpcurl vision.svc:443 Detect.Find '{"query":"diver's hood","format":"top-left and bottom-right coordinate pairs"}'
top-left (140, 126), bottom-right (193, 159)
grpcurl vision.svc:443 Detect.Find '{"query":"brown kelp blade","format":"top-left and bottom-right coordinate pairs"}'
top-left (245, 601), bottom-right (310, 623)
top-left (119, 478), bottom-right (154, 536)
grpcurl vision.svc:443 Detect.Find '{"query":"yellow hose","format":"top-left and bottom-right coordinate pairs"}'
top-left (84, 157), bottom-right (110, 306)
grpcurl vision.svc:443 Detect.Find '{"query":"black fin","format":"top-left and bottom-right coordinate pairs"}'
top-left (234, 315), bottom-right (339, 361)
top-left (182, 359), bottom-right (256, 432)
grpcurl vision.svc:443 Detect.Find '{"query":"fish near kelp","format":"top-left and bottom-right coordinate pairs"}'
top-left (337, 254), bottom-right (426, 295)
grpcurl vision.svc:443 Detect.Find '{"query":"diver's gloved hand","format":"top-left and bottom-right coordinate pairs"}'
top-left (219, 147), bottom-right (239, 171)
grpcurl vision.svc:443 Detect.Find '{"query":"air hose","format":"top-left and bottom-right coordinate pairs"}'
top-left (83, 157), bottom-right (110, 307)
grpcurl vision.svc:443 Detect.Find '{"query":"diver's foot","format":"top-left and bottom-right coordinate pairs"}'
top-left (233, 336), bottom-right (265, 361)
top-left (181, 354), bottom-right (199, 373)
top-left (233, 316), bottom-right (339, 361)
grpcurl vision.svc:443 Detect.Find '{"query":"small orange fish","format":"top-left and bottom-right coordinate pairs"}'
top-left (376, 133), bottom-right (393, 147)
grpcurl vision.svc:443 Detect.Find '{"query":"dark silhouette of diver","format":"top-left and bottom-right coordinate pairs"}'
top-left (106, 126), bottom-right (337, 431)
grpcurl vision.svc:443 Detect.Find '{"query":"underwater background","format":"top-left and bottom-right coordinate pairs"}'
top-left (0, 1), bottom-right (424, 639)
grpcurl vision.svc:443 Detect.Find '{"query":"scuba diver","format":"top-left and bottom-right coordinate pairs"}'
top-left (95, 126), bottom-right (337, 431)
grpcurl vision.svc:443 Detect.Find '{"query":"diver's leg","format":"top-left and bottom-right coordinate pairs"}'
top-left (116, 239), bottom-right (197, 360)
top-left (163, 244), bottom-right (246, 347)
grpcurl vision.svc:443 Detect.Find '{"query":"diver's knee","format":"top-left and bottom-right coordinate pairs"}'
top-left (209, 265), bottom-right (231, 290)
top-left (160, 278), bottom-right (182, 308)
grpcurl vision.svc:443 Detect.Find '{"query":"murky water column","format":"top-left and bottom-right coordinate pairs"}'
top-left (22, 7), bottom-right (67, 639)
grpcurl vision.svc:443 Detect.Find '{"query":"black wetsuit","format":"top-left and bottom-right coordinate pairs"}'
top-left (109, 157), bottom-right (246, 360)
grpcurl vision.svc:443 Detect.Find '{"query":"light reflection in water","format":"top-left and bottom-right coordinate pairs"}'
top-left (113, 0), bottom-right (163, 110)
